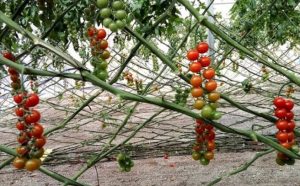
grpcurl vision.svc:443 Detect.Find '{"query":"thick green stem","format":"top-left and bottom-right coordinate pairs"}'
top-left (0, 157), bottom-right (14, 169)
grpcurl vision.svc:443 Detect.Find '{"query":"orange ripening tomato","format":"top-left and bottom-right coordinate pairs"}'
top-left (87, 27), bottom-right (97, 37)
top-left (205, 80), bottom-right (217, 92)
top-left (190, 75), bottom-right (202, 87)
top-left (189, 62), bottom-right (202, 73)
top-left (97, 29), bottom-right (107, 40)
top-left (191, 87), bottom-right (203, 97)
top-left (203, 68), bottom-right (215, 79)
top-left (208, 92), bottom-right (220, 102)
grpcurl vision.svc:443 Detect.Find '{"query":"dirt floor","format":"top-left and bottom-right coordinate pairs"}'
top-left (1, 152), bottom-right (300, 186)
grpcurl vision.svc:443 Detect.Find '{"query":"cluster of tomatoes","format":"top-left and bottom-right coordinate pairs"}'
top-left (2, 51), bottom-right (46, 171)
top-left (116, 153), bottom-right (134, 172)
top-left (186, 42), bottom-right (221, 165)
top-left (192, 119), bottom-right (215, 165)
top-left (274, 97), bottom-right (299, 165)
top-left (187, 42), bottom-right (222, 120)
top-left (96, 0), bottom-right (127, 32)
top-left (87, 27), bottom-right (110, 81)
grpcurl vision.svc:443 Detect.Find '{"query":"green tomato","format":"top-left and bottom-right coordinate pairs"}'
top-left (116, 20), bottom-right (126, 29)
top-left (103, 18), bottom-right (113, 28)
top-left (114, 10), bottom-right (127, 20)
top-left (209, 102), bottom-right (219, 110)
top-left (201, 105), bottom-right (213, 119)
top-left (100, 8), bottom-right (112, 18)
top-left (124, 159), bottom-right (132, 167)
top-left (291, 145), bottom-right (299, 154)
top-left (212, 111), bottom-right (222, 120)
top-left (275, 158), bottom-right (285, 166)
top-left (91, 58), bottom-right (98, 67)
top-left (96, 0), bottom-right (108, 8)
top-left (97, 70), bottom-right (108, 81)
top-left (98, 61), bottom-right (108, 70)
top-left (124, 166), bottom-right (131, 172)
top-left (109, 22), bottom-right (118, 32)
top-left (199, 157), bottom-right (210, 166)
top-left (117, 153), bottom-right (126, 161)
top-left (286, 158), bottom-right (295, 165)
top-left (84, 8), bottom-right (91, 15)
top-left (112, 1), bottom-right (124, 10)
top-left (129, 160), bottom-right (134, 167)
top-left (192, 151), bottom-right (201, 160)
top-left (126, 13), bottom-right (134, 23)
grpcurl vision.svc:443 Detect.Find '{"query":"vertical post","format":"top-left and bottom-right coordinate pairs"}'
top-left (206, 0), bottom-right (215, 62)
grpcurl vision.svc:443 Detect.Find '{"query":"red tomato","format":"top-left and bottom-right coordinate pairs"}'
top-left (2, 51), bottom-right (15, 61)
top-left (13, 94), bottom-right (23, 104)
top-left (196, 135), bottom-right (205, 143)
top-left (287, 132), bottom-right (295, 141)
top-left (17, 132), bottom-right (29, 144)
top-left (273, 97), bottom-right (285, 108)
top-left (203, 68), bottom-right (215, 79)
top-left (286, 111), bottom-right (294, 120)
top-left (286, 120), bottom-right (295, 132)
top-left (193, 144), bottom-right (201, 152)
top-left (199, 56), bottom-right (211, 67)
top-left (285, 100), bottom-right (294, 111)
top-left (25, 93), bottom-right (39, 108)
top-left (15, 107), bottom-right (25, 117)
top-left (90, 38), bottom-right (97, 47)
top-left (10, 74), bottom-right (20, 82)
top-left (87, 27), bottom-right (97, 37)
top-left (35, 136), bottom-right (46, 148)
top-left (275, 120), bottom-right (288, 131)
top-left (8, 67), bottom-right (18, 75)
top-left (205, 124), bottom-right (214, 130)
top-left (187, 49), bottom-right (199, 61)
top-left (196, 119), bottom-right (205, 126)
top-left (196, 42), bottom-right (209, 53)
top-left (274, 108), bottom-right (287, 119)
top-left (25, 110), bottom-right (41, 123)
top-left (277, 152), bottom-right (288, 160)
top-left (97, 29), bottom-right (107, 40)
top-left (276, 131), bottom-right (288, 142)
top-left (195, 126), bottom-right (205, 134)
top-left (281, 142), bottom-right (292, 149)
top-left (31, 123), bottom-right (44, 138)
top-left (189, 62), bottom-right (202, 73)
top-left (206, 130), bottom-right (215, 141)
top-left (16, 121), bottom-right (26, 131)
